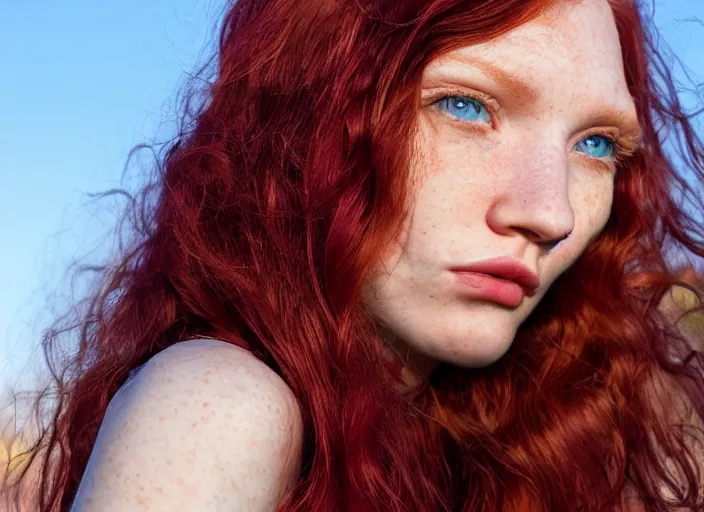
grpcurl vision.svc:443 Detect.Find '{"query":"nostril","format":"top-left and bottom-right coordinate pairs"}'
top-left (513, 227), bottom-right (543, 243)
top-left (541, 231), bottom-right (571, 251)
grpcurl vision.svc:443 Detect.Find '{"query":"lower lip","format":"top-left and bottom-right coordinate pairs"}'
top-left (452, 271), bottom-right (525, 308)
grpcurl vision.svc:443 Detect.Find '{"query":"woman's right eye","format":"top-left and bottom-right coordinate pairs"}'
top-left (434, 95), bottom-right (491, 124)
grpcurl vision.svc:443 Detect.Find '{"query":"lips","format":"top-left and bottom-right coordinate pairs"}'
top-left (448, 256), bottom-right (540, 296)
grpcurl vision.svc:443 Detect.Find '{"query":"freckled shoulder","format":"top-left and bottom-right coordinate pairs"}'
top-left (70, 338), bottom-right (303, 512)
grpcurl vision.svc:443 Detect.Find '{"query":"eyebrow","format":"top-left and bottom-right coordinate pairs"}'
top-left (427, 54), bottom-right (644, 146)
top-left (584, 108), bottom-right (643, 148)
top-left (429, 54), bottom-right (541, 104)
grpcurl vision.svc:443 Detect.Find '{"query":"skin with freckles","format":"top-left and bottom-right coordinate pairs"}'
top-left (70, 339), bottom-right (303, 511)
top-left (363, 0), bottom-right (642, 374)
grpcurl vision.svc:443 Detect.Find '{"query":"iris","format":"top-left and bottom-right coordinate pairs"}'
top-left (437, 96), bottom-right (491, 123)
top-left (574, 135), bottom-right (615, 158)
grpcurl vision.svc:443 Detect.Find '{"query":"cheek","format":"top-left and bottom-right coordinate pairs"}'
top-left (540, 174), bottom-right (615, 284)
top-left (543, 173), bottom-right (615, 281)
top-left (572, 174), bottom-right (615, 238)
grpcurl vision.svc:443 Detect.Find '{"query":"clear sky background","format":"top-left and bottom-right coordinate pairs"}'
top-left (1, 1), bottom-right (703, 392)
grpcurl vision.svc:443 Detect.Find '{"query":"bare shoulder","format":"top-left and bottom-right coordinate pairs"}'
top-left (71, 338), bottom-right (303, 512)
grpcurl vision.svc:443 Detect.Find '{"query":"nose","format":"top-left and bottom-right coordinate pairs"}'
top-left (485, 143), bottom-right (575, 249)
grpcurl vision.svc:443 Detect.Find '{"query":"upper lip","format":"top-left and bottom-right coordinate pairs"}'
top-left (449, 256), bottom-right (540, 296)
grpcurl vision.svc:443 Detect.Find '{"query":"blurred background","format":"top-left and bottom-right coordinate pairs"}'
top-left (0, 0), bottom-right (703, 462)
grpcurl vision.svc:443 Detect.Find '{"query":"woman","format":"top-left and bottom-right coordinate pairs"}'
top-left (4, 0), bottom-right (704, 510)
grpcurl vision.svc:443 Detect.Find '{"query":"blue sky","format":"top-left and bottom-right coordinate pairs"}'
top-left (1, 1), bottom-right (703, 390)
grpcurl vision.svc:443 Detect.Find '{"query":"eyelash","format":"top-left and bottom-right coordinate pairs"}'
top-left (425, 90), bottom-right (634, 169)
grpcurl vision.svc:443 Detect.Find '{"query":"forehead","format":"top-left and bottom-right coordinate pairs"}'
top-left (424, 0), bottom-right (634, 113)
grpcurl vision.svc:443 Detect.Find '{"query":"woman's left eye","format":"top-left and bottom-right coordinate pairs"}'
top-left (574, 135), bottom-right (615, 159)
top-left (434, 95), bottom-right (491, 124)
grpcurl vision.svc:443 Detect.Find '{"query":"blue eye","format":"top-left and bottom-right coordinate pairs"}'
top-left (436, 96), bottom-right (491, 124)
top-left (574, 135), bottom-right (615, 159)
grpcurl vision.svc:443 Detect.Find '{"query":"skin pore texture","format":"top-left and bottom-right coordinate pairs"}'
top-left (363, 0), bottom-right (642, 376)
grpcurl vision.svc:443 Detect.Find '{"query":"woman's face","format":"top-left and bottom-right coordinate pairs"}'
top-left (363, 0), bottom-right (641, 373)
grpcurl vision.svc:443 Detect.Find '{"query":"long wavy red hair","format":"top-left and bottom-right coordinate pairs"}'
top-left (4, 0), bottom-right (704, 510)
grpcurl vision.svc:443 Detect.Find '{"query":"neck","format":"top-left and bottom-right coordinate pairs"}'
top-left (376, 323), bottom-right (440, 387)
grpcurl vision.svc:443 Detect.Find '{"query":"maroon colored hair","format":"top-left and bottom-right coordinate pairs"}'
top-left (4, 0), bottom-right (704, 510)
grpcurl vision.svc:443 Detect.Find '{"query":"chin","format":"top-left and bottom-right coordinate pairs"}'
top-left (373, 300), bottom-right (525, 372)
top-left (423, 320), bottom-right (519, 369)
top-left (443, 341), bottom-right (513, 369)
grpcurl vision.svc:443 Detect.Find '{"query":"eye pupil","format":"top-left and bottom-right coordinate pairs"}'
top-left (452, 98), bottom-right (477, 112)
top-left (576, 135), bottom-right (614, 159)
top-left (586, 137), bottom-right (600, 148)
top-left (438, 95), bottom-right (490, 124)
